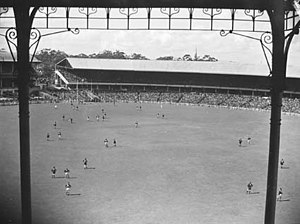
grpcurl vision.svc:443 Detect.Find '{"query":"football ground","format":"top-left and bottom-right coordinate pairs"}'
top-left (0, 102), bottom-right (300, 224)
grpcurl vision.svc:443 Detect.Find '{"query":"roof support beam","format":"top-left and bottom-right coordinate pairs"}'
top-left (265, 1), bottom-right (286, 223)
top-left (0, 0), bottom-right (294, 10)
top-left (13, 2), bottom-right (38, 224)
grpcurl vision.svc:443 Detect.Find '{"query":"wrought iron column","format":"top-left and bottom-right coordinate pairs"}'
top-left (265, 1), bottom-right (285, 223)
top-left (14, 3), bottom-right (33, 224)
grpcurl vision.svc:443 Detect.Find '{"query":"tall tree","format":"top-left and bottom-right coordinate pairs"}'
top-left (35, 48), bottom-right (68, 76)
top-left (97, 50), bottom-right (114, 58)
top-left (156, 56), bottom-right (174, 60)
top-left (112, 50), bottom-right (127, 59)
top-left (182, 54), bottom-right (193, 61)
top-left (130, 53), bottom-right (149, 60)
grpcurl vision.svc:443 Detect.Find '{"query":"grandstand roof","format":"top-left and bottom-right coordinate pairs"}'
top-left (57, 57), bottom-right (300, 78)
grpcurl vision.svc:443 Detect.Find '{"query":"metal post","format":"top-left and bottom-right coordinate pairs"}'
top-left (14, 3), bottom-right (32, 224)
top-left (264, 1), bottom-right (285, 223)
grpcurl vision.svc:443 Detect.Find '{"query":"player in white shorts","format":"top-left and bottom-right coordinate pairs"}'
top-left (58, 132), bottom-right (62, 140)
top-left (277, 188), bottom-right (283, 201)
top-left (65, 182), bottom-right (71, 195)
top-left (104, 139), bottom-right (109, 148)
top-left (64, 168), bottom-right (70, 178)
top-left (83, 158), bottom-right (88, 169)
top-left (51, 166), bottom-right (56, 178)
top-left (247, 137), bottom-right (251, 144)
top-left (280, 159), bottom-right (284, 168)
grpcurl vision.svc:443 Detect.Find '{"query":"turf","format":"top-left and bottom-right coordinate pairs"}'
top-left (0, 102), bottom-right (299, 224)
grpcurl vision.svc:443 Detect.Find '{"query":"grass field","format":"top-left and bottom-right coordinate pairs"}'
top-left (0, 102), bottom-right (300, 224)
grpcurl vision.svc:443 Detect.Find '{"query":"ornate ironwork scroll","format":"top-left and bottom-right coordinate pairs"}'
top-left (230, 9), bottom-right (237, 31)
top-left (2, 26), bottom-right (80, 63)
top-left (65, 7), bottom-right (70, 29)
top-left (0, 7), bottom-right (9, 16)
top-left (69, 27), bottom-right (80, 35)
top-left (203, 8), bottom-right (222, 30)
top-left (78, 7), bottom-right (97, 29)
top-left (29, 28), bottom-right (42, 62)
top-left (40, 28), bottom-right (80, 38)
top-left (0, 7), bottom-right (291, 32)
top-left (244, 9), bottom-right (264, 31)
top-left (5, 27), bottom-right (17, 62)
top-left (219, 29), bottom-right (232, 37)
top-left (146, 8), bottom-right (152, 30)
top-left (38, 7), bottom-right (57, 28)
top-left (2, 8), bottom-right (40, 63)
top-left (105, 8), bottom-right (111, 29)
top-left (220, 29), bottom-right (273, 75)
top-left (119, 8), bottom-right (138, 30)
top-left (284, 19), bottom-right (300, 71)
top-left (259, 31), bottom-right (272, 75)
top-left (7, 26), bottom-right (76, 64)
top-left (284, 10), bottom-right (299, 31)
top-left (188, 8), bottom-right (194, 30)
top-left (160, 8), bottom-right (180, 30)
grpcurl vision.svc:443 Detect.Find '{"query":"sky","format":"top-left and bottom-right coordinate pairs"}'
top-left (36, 30), bottom-right (268, 61)
top-left (1, 7), bottom-right (300, 77)
top-left (2, 29), bottom-right (300, 77)
top-left (33, 29), bottom-right (300, 64)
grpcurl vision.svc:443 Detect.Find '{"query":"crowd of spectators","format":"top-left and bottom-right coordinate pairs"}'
top-left (90, 91), bottom-right (299, 114)
top-left (58, 69), bottom-right (82, 83)
top-left (282, 97), bottom-right (300, 113)
top-left (51, 90), bottom-right (298, 114)
top-left (1, 89), bottom-right (300, 115)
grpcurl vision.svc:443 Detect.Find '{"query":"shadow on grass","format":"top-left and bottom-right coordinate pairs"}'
top-left (67, 193), bottom-right (81, 196)
top-left (281, 166), bottom-right (290, 169)
top-left (278, 199), bottom-right (290, 202)
top-left (250, 192), bottom-right (260, 194)
top-left (85, 167), bottom-right (96, 170)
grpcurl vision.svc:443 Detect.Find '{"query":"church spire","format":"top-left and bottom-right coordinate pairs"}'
top-left (194, 47), bottom-right (198, 61)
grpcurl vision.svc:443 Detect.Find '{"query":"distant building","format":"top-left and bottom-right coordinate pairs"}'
top-left (0, 49), bottom-right (40, 96)
top-left (0, 50), bottom-right (17, 96)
